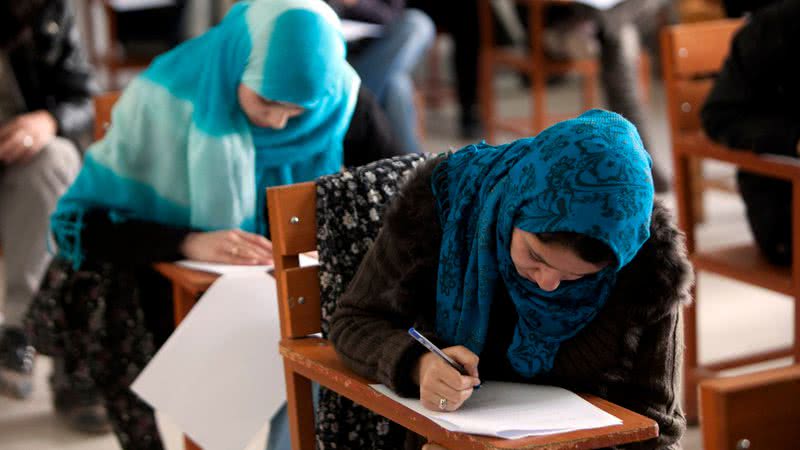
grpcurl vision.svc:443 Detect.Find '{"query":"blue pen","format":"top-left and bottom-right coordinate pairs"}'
top-left (408, 327), bottom-right (481, 388)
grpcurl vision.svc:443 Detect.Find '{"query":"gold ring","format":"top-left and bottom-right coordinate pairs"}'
top-left (438, 397), bottom-right (447, 410)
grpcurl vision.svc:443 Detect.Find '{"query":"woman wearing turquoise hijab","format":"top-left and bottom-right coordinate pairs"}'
top-left (330, 110), bottom-right (691, 449)
top-left (27, 1), bottom-right (405, 449)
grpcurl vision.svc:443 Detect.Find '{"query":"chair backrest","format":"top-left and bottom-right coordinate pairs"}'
top-left (700, 364), bottom-right (800, 450)
top-left (93, 91), bottom-right (123, 141)
top-left (267, 154), bottom-right (432, 449)
top-left (266, 182), bottom-right (321, 340)
top-left (661, 19), bottom-right (743, 137)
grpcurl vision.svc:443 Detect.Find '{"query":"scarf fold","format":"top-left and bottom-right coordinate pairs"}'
top-left (52, 0), bottom-right (360, 267)
top-left (432, 109), bottom-right (654, 378)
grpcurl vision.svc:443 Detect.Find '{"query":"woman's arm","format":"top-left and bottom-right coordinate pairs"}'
top-left (42, 1), bottom-right (96, 151)
top-left (80, 210), bottom-right (194, 265)
top-left (614, 307), bottom-right (686, 450)
top-left (79, 210), bottom-right (274, 266)
top-left (329, 157), bottom-right (444, 397)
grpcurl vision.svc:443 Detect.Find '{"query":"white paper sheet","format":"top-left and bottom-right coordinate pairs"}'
top-left (341, 19), bottom-right (383, 41)
top-left (571, 0), bottom-right (625, 10)
top-left (176, 260), bottom-right (274, 275)
top-left (176, 254), bottom-right (315, 275)
top-left (370, 382), bottom-right (621, 439)
top-left (132, 273), bottom-right (284, 450)
top-left (109, 0), bottom-right (176, 12)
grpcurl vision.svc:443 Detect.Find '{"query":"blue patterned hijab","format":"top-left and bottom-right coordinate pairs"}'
top-left (431, 110), bottom-right (654, 378)
top-left (51, 0), bottom-right (359, 268)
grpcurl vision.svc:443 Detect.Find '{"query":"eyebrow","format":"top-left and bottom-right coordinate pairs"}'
top-left (527, 246), bottom-right (595, 277)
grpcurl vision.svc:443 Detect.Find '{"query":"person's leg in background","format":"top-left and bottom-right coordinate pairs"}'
top-left (0, 137), bottom-right (79, 398)
top-left (597, 0), bottom-right (671, 192)
top-left (0, 137), bottom-right (111, 433)
top-left (348, 9), bottom-right (435, 154)
top-left (448, 0), bottom-right (482, 139)
top-left (737, 173), bottom-right (792, 266)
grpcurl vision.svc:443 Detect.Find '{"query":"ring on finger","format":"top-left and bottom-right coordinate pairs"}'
top-left (438, 397), bottom-right (448, 410)
top-left (22, 135), bottom-right (34, 149)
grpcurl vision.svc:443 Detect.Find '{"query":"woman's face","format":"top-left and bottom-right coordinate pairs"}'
top-left (509, 228), bottom-right (607, 292)
top-left (238, 84), bottom-right (304, 129)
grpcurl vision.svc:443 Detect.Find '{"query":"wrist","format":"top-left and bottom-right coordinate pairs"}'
top-left (180, 232), bottom-right (199, 256)
top-left (412, 353), bottom-right (431, 386)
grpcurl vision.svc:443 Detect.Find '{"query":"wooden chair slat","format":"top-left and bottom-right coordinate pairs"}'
top-left (700, 365), bottom-right (800, 450)
top-left (284, 266), bottom-right (322, 338)
top-left (665, 19), bottom-right (744, 77)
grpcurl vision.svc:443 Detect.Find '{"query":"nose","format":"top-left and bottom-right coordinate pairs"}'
top-left (271, 112), bottom-right (289, 129)
top-left (533, 267), bottom-right (561, 291)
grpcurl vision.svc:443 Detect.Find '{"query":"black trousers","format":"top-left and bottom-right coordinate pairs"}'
top-left (738, 171), bottom-right (792, 266)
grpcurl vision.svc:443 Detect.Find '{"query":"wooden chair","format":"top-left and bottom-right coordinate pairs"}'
top-left (661, 19), bottom-right (800, 423)
top-left (478, 0), bottom-right (652, 142)
top-left (700, 365), bottom-right (800, 450)
top-left (267, 181), bottom-right (659, 450)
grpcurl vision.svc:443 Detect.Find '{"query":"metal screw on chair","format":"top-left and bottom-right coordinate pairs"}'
top-left (736, 439), bottom-right (751, 450)
top-left (290, 216), bottom-right (300, 224)
top-left (678, 48), bottom-right (688, 58)
top-left (681, 102), bottom-right (692, 113)
top-left (297, 297), bottom-right (305, 305)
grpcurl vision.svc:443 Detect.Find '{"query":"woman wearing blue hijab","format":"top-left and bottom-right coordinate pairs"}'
top-left (330, 110), bottom-right (691, 449)
top-left (27, 1), bottom-right (405, 449)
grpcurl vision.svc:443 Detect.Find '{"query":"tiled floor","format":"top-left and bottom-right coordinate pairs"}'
top-left (1, 71), bottom-right (794, 450)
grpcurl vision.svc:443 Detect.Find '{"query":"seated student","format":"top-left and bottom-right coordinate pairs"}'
top-left (701, 0), bottom-right (798, 267)
top-left (328, 0), bottom-right (434, 154)
top-left (330, 110), bottom-right (690, 449)
top-left (0, 0), bottom-right (110, 433)
top-left (27, 1), bottom-right (404, 449)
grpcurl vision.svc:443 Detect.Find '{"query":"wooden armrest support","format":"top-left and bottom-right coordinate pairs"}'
top-left (280, 338), bottom-right (658, 450)
top-left (675, 133), bottom-right (800, 181)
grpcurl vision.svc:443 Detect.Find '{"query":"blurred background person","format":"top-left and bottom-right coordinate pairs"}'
top-left (329, 0), bottom-right (434, 153)
top-left (0, 0), bottom-right (109, 434)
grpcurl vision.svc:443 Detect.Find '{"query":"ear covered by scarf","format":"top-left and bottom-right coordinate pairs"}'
top-left (432, 109), bottom-right (654, 378)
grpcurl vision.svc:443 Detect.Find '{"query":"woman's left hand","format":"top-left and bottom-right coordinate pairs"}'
top-left (180, 229), bottom-right (274, 265)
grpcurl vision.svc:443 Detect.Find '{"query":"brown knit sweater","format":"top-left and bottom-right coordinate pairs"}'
top-left (330, 157), bottom-right (691, 449)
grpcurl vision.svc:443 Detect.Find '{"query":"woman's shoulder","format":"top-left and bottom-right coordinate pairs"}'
top-left (381, 154), bottom-right (447, 239)
top-left (610, 199), bottom-right (693, 322)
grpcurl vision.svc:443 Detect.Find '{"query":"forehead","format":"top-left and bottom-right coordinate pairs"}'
top-left (518, 230), bottom-right (608, 275)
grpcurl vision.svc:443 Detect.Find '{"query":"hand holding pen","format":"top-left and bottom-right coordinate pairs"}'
top-left (409, 328), bottom-right (481, 412)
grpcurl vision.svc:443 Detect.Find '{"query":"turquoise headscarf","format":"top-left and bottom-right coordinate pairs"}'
top-left (52, 0), bottom-right (360, 268)
top-left (432, 110), bottom-right (654, 378)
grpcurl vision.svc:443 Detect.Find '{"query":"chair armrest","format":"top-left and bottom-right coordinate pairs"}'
top-left (675, 132), bottom-right (800, 182)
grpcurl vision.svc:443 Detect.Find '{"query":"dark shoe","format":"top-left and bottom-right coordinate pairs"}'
top-left (51, 359), bottom-right (112, 434)
top-left (0, 326), bottom-right (35, 399)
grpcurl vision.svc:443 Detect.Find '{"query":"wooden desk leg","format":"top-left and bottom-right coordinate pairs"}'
top-left (172, 285), bottom-right (197, 326)
top-left (285, 366), bottom-right (316, 450)
top-left (184, 436), bottom-right (202, 450)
